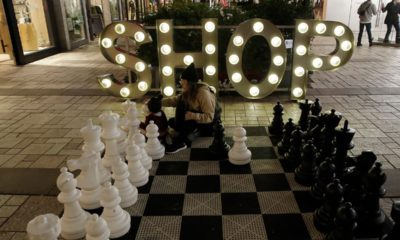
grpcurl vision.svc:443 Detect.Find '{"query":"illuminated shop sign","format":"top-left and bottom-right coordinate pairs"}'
top-left (99, 19), bottom-right (354, 100)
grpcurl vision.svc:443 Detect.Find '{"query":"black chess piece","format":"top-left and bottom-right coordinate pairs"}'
top-left (382, 201), bottom-right (400, 240)
top-left (317, 109), bottom-right (342, 165)
top-left (298, 99), bottom-right (313, 131)
top-left (326, 202), bottom-right (357, 240)
top-left (295, 140), bottom-right (318, 186)
top-left (277, 118), bottom-right (295, 155)
top-left (311, 98), bottom-right (322, 116)
top-left (284, 126), bottom-right (304, 168)
top-left (268, 102), bottom-right (284, 136)
top-left (314, 179), bottom-right (345, 233)
top-left (333, 120), bottom-right (356, 178)
top-left (208, 119), bottom-right (230, 159)
top-left (311, 157), bottom-right (336, 201)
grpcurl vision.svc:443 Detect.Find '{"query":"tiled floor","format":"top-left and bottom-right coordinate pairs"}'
top-left (0, 38), bottom-right (400, 238)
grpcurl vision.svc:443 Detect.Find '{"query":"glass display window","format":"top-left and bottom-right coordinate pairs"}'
top-left (64, 0), bottom-right (87, 43)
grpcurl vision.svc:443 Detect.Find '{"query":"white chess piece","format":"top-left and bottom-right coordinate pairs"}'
top-left (228, 126), bottom-right (252, 165)
top-left (85, 214), bottom-right (110, 240)
top-left (27, 214), bottom-right (61, 240)
top-left (125, 102), bottom-right (141, 143)
top-left (57, 167), bottom-right (89, 239)
top-left (100, 182), bottom-right (131, 238)
top-left (81, 119), bottom-right (110, 185)
top-left (145, 120), bottom-right (165, 160)
top-left (126, 140), bottom-right (149, 187)
top-left (133, 129), bottom-right (153, 170)
top-left (111, 157), bottom-right (138, 208)
top-left (67, 152), bottom-right (101, 209)
top-left (120, 99), bottom-right (136, 132)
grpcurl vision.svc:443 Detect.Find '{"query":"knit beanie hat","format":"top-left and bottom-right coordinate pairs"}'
top-left (148, 94), bottom-right (163, 113)
top-left (180, 63), bottom-right (198, 82)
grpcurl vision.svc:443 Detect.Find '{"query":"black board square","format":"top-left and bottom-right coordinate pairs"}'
top-left (137, 176), bottom-right (153, 194)
top-left (253, 174), bottom-right (290, 191)
top-left (244, 126), bottom-right (267, 136)
top-left (221, 193), bottom-right (260, 215)
top-left (269, 135), bottom-right (282, 146)
top-left (180, 216), bottom-right (223, 240)
top-left (190, 148), bottom-right (225, 161)
top-left (219, 160), bottom-right (251, 174)
top-left (263, 214), bottom-right (311, 240)
top-left (156, 161), bottom-right (188, 175)
top-left (186, 175), bottom-right (220, 193)
top-left (113, 217), bottom-right (141, 240)
top-left (144, 194), bottom-right (184, 216)
top-left (279, 158), bottom-right (297, 172)
top-left (293, 191), bottom-right (321, 213)
top-left (249, 147), bottom-right (277, 159)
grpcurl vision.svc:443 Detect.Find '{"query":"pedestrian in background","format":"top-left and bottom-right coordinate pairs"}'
top-left (381, 0), bottom-right (400, 43)
top-left (357, 0), bottom-right (377, 47)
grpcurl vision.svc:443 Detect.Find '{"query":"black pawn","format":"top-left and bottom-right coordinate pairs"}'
top-left (277, 118), bottom-right (295, 155)
top-left (284, 126), bottom-right (304, 168)
top-left (314, 179), bottom-right (345, 233)
top-left (311, 98), bottom-right (322, 116)
top-left (268, 102), bottom-right (284, 135)
top-left (326, 202), bottom-right (357, 240)
top-left (383, 201), bottom-right (400, 240)
top-left (295, 140), bottom-right (318, 186)
top-left (298, 99), bottom-right (313, 131)
top-left (209, 119), bottom-right (230, 159)
top-left (311, 157), bottom-right (336, 201)
top-left (333, 120), bottom-right (356, 178)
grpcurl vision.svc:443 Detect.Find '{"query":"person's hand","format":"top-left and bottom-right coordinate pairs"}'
top-left (185, 111), bottom-right (195, 120)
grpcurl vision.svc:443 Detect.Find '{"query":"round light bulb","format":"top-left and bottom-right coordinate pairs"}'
top-left (229, 54), bottom-right (240, 65)
top-left (249, 86), bottom-right (260, 97)
top-left (292, 87), bottom-right (304, 97)
top-left (315, 23), bottom-right (327, 34)
top-left (270, 37), bottom-right (282, 47)
top-left (330, 56), bottom-right (341, 66)
top-left (114, 24), bottom-right (125, 34)
top-left (163, 86), bottom-right (174, 96)
top-left (253, 22), bottom-right (264, 33)
top-left (160, 44), bottom-right (172, 55)
top-left (159, 22), bottom-right (170, 33)
top-left (115, 54), bottom-right (126, 64)
top-left (273, 55), bottom-right (284, 66)
top-left (294, 67), bottom-right (305, 77)
top-left (268, 74), bottom-right (279, 84)
top-left (296, 45), bottom-right (307, 56)
top-left (312, 58), bottom-right (323, 68)
top-left (101, 78), bottom-right (112, 88)
top-left (120, 87), bottom-right (130, 97)
top-left (134, 31), bottom-right (145, 42)
top-left (183, 55), bottom-right (194, 65)
top-left (334, 26), bottom-right (345, 37)
top-left (162, 66), bottom-right (173, 76)
top-left (233, 36), bottom-right (244, 46)
top-left (101, 38), bottom-right (112, 48)
top-left (341, 40), bottom-right (352, 51)
top-left (231, 72), bottom-right (242, 83)
top-left (138, 81), bottom-right (148, 91)
top-left (205, 65), bottom-right (216, 76)
top-left (204, 21), bottom-right (215, 32)
top-left (205, 44), bottom-right (216, 54)
top-left (135, 62), bottom-right (145, 72)
top-left (297, 23), bottom-right (309, 34)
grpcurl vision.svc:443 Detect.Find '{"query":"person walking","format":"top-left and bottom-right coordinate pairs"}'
top-left (357, 0), bottom-right (377, 47)
top-left (381, 0), bottom-right (400, 43)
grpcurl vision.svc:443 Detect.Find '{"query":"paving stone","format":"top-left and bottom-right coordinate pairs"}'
top-left (5, 196), bottom-right (28, 206)
top-left (0, 206), bottom-right (18, 218)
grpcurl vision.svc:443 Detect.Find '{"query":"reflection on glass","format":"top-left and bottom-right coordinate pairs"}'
top-left (65, 0), bottom-right (86, 43)
top-left (13, 0), bottom-right (53, 54)
top-left (109, 0), bottom-right (120, 21)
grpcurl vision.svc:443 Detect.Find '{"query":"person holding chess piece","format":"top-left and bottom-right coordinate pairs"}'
top-left (162, 63), bottom-right (221, 154)
top-left (140, 94), bottom-right (168, 144)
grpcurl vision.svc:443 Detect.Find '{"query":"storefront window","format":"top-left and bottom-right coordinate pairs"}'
top-left (109, 0), bottom-right (120, 21)
top-left (64, 0), bottom-right (86, 43)
top-left (13, 0), bottom-right (53, 54)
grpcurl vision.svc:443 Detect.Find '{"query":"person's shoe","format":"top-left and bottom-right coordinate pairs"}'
top-left (383, 39), bottom-right (389, 43)
top-left (165, 142), bottom-right (187, 154)
top-left (357, 43), bottom-right (362, 47)
top-left (369, 42), bottom-right (373, 47)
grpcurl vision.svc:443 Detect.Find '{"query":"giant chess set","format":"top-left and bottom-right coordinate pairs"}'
top-left (26, 99), bottom-right (400, 240)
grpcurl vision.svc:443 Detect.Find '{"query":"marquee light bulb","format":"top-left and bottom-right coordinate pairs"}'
top-left (114, 24), bottom-right (126, 34)
top-left (249, 86), bottom-right (260, 97)
top-left (183, 55), bottom-right (194, 65)
top-left (273, 56), bottom-right (284, 66)
top-left (134, 32), bottom-right (145, 42)
top-left (163, 86), bottom-right (174, 96)
top-left (135, 62), bottom-right (145, 72)
top-left (160, 44), bottom-right (172, 55)
top-left (159, 22), bottom-right (170, 33)
top-left (312, 58), bottom-right (323, 68)
top-left (268, 74), bottom-right (279, 84)
top-left (162, 66), bottom-right (173, 76)
top-left (229, 54), bottom-right (240, 65)
top-left (205, 44), bottom-right (216, 54)
top-left (205, 21), bottom-right (215, 32)
top-left (330, 56), bottom-right (341, 66)
top-left (294, 67), bottom-right (305, 77)
top-left (315, 23), bottom-right (327, 34)
top-left (205, 65), bottom-right (216, 76)
top-left (334, 26), bottom-right (345, 37)
top-left (253, 22), bottom-right (264, 33)
top-left (298, 23), bottom-right (309, 34)
top-left (115, 54), bottom-right (126, 64)
top-left (270, 37), bottom-right (282, 47)
top-left (233, 36), bottom-right (244, 46)
top-left (138, 81), bottom-right (148, 91)
top-left (120, 87), bottom-right (130, 97)
top-left (292, 87), bottom-right (304, 98)
top-left (231, 72), bottom-right (242, 83)
top-left (341, 41), bottom-right (352, 51)
top-left (101, 38), bottom-right (112, 48)
top-left (101, 78), bottom-right (112, 88)
top-left (296, 45), bottom-right (307, 56)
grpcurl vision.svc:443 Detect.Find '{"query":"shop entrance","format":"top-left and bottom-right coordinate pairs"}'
top-left (0, 1), bottom-right (13, 62)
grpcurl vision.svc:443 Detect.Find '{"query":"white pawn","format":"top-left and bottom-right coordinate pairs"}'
top-left (67, 152), bottom-right (101, 209)
top-left (27, 214), bottom-right (61, 240)
top-left (228, 126), bottom-right (252, 165)
top-left (85, 214), bottom-right (110, 240)
top-left (111, 157), bottom-right (138, 208)
top-left (100, 182), bottom-right (131, 238)
top-left (81, 119), bottom-right (110, 185)
top-left (99, 111), bottom-right (124, 170)
top-left (133, 130), bottom-right (153, 170)
top-left (120, 99), bottom-right (136, 132)
top-left (145, 120), bottom-right (165, 160)
top-left (125, 102), bottom-right (141, 142)
top-left (57, 167), bottom-right (89, 239)
top-left (126, 140), bottom-right (149, 187)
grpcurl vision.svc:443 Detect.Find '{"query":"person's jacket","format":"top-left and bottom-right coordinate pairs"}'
top-left (358, 1), bottom-right (377, 23)
top-left (382, 1), bottom-right (400, 24)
